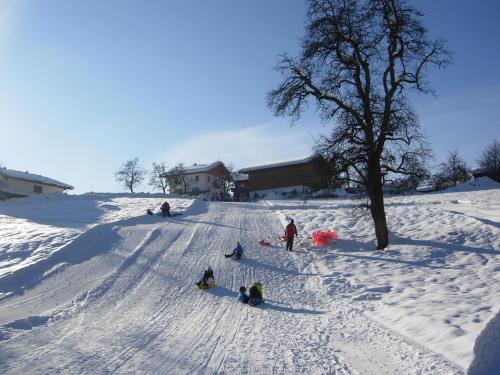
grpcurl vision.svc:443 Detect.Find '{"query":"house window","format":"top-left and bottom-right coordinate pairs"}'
top-left (33, 185), bottom-right (43, 193)
top-left (195, 175), bottom-right (199, 182)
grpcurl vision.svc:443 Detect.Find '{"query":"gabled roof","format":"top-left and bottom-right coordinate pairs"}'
top-left (239, 156), bottom-right (316, 173)
top-left (168, 161), bottom-right (226, 175)
top-left (0, 168), bottom-right (74, 190)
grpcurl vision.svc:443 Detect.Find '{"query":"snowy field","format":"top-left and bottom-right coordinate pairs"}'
top-left (0, 193), bottom-right (193, 299)
top-left (268, 177), bottom-right (500, 372)
top-left (0, 181), bottom-right (498, 374)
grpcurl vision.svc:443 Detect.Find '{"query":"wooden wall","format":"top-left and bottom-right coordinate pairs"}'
top-left (247, 158), bottom-right (330, 192)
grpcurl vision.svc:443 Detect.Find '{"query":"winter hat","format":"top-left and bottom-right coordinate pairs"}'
top-left (290, 219), bottom-right (294, 224)
top-left (239, 286), bottom-right (246, 293)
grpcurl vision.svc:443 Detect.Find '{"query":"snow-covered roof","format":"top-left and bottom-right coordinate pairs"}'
top-left (0, 168), bottom-right (74, 190)
top-left (239, 156), bottom-right (316, 173)
top-left (172, 161), bottom-right (225, 175)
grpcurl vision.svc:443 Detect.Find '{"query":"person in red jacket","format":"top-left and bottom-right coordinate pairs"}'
top-left (161, 201), bottom-right (171, 217)
top-left (284, 219), bottom-right (298, 251)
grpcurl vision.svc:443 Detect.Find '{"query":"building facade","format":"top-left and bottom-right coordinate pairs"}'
top-left (165, 161), bottom-right (230, 199)
top-left (239, 156), bottom-right (331, 199)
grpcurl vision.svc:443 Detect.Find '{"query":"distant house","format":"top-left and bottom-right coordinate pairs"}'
top-left (165, 161), bottom-right (230, 199)
top-left (238, 155), bottom-right (331, 199)
top-left (0, 167), bottom-right (74, 200)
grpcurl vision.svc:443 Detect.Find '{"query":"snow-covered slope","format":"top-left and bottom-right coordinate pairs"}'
top-left (0, 193), bottom-right (193, 297)
top-left (268, 185), bottom-right (500, 370)
top-left (0, 187), bottom-right (498, 373)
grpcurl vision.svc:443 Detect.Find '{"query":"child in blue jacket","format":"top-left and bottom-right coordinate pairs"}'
top-left (225, 242), bottom-right (243, 260)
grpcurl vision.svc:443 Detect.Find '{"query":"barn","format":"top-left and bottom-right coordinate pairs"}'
top-left (238, 155), bottom-right (331, 199)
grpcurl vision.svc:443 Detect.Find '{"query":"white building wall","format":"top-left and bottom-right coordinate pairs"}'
top-left (169, 171), bottom-right (226, 198)
top-left (188, 172), bottom-right (211, 193)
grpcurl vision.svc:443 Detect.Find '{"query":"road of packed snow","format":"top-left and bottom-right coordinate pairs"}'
top-left (0, 181), bottom-right (498, 374)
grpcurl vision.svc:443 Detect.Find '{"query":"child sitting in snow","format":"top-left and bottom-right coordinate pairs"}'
top-left (160, 201), bottom-right (171, 217)
top-left (248, 282), bottom-right (263, 306)
top-left (237, 282), bottom-right (263, 306)
top-left (225, 242), bottom-right (243, 260)
top-left (196, 267), bottom-right (214, 287)
top-left (237, 286), bottom-right (250, 304)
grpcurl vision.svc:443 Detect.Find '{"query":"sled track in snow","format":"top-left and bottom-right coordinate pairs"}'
top-left (0, 201), bottom-right (462, 374)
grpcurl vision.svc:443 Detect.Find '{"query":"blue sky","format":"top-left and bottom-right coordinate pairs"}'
top-left (0, 0), bottom-right (499, 193)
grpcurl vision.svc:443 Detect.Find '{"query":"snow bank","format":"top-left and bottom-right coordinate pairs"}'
top-left (468, 310), bottom-right (500, 375)
top-left (267, 187), bottom-right (500, 369)
top-left (446, 177), bottom-right (500, 193)
top-left (0, 193), bottom-right (194, 293)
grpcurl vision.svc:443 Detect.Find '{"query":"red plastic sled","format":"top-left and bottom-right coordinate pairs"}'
top-left (311, 230), bottom-right (338, 246)
top-left (258, 240), bottom-right (271, 247)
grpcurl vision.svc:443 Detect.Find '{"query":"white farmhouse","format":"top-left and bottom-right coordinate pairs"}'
top-left (165, 161), bottom-right (230, 200)
top-left (0, 167), bottom-right (73, 200)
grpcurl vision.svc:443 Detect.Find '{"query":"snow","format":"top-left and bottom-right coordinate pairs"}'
top-left (239, 155), bottom-right (315, 173)
top-left (0, 193), bottom-right (193, 290)
top-left (0, 167), bottom-right (73, 190)
top-left (468, 310), bottom-right (500, 375)
top-left (268, 186), bottom-right (500, 370)
top-left (0, 185), bottom-right (498, 373)
top-left (445, 176), bottom-right (500, 193)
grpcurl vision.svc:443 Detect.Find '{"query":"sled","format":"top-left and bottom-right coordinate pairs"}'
top-left (155, 212), bottom-right (182, 217)
top-left (225, 255), bottom-right (243, 260)
top-left (248, 299), bottom-right (264, 307)
top-left (196, 280), bottom-right (217, 289)
top-left (311, 230), bottom-right (338, 246)
top-left (277, 236), bottom-right (286, 242)
top-left (258, 241), bottom-right (271, 247)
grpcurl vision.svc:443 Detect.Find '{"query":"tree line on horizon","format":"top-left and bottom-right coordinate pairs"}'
top-left (114, 140), bottom-right (499, 196)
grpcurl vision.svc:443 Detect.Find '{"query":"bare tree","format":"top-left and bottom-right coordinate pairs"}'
top-left (219, 163), bottom-right (236, 201)
top-left (166, 163), bottom-right (191, 194)
top-left (268, 0), bottom-right (450, 249)
top-left (437, 151), bottom-right (470, 187)
top-left (115, 158), bottom-right (146, 193)
top-left (478, 140), bottom-right (500, 182)
top-left (149, 162), bottom-right (169, 194)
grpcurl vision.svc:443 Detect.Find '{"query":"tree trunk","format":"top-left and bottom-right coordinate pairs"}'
top-left (367, 159), bottom-right (389, 250)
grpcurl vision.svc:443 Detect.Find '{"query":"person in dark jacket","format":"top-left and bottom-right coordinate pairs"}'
top-left (237, 286), bottom-right (250, 304)
top-left (248, 282), bottom-right (263, 306)
top-left (284, 219), bottom-right (298, 251)
top-left (196, 267), bottom-right (214, 287)
top-left (161, 201), bottom-right (171, 217)
top-left (224, 242), bottom-right (243, 260)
